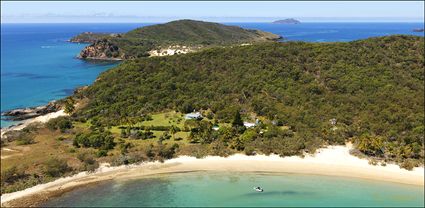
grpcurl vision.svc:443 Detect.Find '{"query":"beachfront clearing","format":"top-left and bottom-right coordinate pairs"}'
top-left (0, 110), bottom-right (231, 194)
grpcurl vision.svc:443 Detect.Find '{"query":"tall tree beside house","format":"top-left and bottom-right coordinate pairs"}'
top-left (232, 110), bottom-right (244, 127)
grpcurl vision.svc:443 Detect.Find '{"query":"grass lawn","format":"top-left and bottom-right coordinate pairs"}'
top-left (141, 111), bottom-right (185, 128)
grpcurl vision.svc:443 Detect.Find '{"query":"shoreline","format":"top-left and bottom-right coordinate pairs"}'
top-left (1, 144), bottom-right (423, 207)
top-left (1, 110), bottom-right (66, 137)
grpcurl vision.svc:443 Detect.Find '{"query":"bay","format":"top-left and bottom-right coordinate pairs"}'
top-left (42, 172), bottom-right (425, 207)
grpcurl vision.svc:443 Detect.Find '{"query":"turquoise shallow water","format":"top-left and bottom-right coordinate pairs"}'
top-left (42, 172), bottom-right (424, 207)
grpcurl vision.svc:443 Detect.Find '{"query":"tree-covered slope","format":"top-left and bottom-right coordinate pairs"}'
top-left (75, 35), bottom-right (424, 164)
top-left (125, 19), bottom-right (280, 44)
top-left (76, 20), bottom-right (281, 60)
top-left (69, 32), bottom-right (121, 43)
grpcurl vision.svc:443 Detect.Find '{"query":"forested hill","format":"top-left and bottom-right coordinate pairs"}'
top-left (75, 35), bottom-right (424, 165)
top-left (75, 20), bottom-right (281, 60)
top-left (125, 19), bottom-right (280, 44)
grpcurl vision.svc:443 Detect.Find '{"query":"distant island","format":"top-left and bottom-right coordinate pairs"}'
top-left (70, 20), bottom-right (282, 60)
top-left (272, 18), bottom-right (301, 24)
top-left (412, 28), bottom-right (424, 32)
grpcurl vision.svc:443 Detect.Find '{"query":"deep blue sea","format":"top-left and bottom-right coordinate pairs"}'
top-left (1, 22), bottom-right (424, 127)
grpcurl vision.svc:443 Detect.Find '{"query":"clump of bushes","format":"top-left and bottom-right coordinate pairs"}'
top-left (0, 166), bottom-right (41, 194)
top-left (3, 129), bottom-right (36, 145)
top-left (400, 159), bottom-right (419, 171)
top-left (46, 116), bottom-right (73, 132)
top-left (1, 166), bottom-right (27, 186)
top-left (42, 157), bottom-right (71, 177)
top-left (158, 143), bottom-right (179, 160)
top-left (16, 135), bottom-right (35, 145)
top-left (121, 128), bottom-right (156, 140)
top-left (77, 152), bottom-right (99, 172)
top-left (73, 129), bottom-right (115, 150)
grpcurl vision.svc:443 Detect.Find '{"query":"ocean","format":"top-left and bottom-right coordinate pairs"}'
top-left (1, 22), bottom-right (424, 128)
top-left (42, 172), bottom-right (424, 207)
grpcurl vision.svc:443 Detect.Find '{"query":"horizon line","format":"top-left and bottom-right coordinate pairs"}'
top-left (2, 21), bottom-right (424, 24)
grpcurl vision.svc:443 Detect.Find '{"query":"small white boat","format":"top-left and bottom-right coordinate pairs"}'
top-left (253, 187), bottom-right (264, 192)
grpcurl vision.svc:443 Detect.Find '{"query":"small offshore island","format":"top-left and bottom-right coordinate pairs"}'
top-left (272, 18), bottom-right (301, 24)
top-left (1, 19), bottom-right (424, 207)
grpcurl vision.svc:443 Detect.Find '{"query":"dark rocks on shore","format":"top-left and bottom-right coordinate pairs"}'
top-left (78, 39), bottom-right (124, 60)
top-left (1, 101), bottom-right (60, 121)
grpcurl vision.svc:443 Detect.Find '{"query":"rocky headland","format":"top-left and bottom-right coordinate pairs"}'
top-left (2, 101), bottom-right (61, 121)
top-left (71, 20), bottom-right (282, 60)
top-left (78, 39), bottom-right (124, 60)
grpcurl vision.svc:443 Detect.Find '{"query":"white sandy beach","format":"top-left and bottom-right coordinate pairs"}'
top-left (1, 143), bottom-right (423, 206)
top-left (1, 110), bottom-right (66, 137)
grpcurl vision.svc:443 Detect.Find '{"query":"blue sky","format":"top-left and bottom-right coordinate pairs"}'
top-left (1, 1), bottom-right (424, 23)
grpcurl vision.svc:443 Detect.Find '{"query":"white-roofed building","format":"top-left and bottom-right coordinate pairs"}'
top-left (185, 112), bottom-right (202, 120)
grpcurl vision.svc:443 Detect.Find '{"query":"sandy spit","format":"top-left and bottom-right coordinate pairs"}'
top-left (1, 110), bottom-right (66, 137)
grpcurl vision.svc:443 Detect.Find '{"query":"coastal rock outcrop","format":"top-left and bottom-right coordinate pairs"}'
top-left (2, 101), bottom-right (61, 121)
top-left (78, 39), bottom-right (123, 60)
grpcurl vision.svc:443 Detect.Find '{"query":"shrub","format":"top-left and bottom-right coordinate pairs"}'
top-left (400, 159), bottom-right (418, 171)
top-left (131, 130), bottom-right (155, 140)
top-left (158, 143), bottom-right (179, 160)
top-left (68, 148), bottom-right (76, 153)
top-left (174, 137), bottom-right (183, 141)
top-left (244, 146), bottom-right (256, 156)
top-left (1, 166), bottom-right (27, 185)
top-left (46, 116), bottom-right (73, 132)
top-left (16, 136), bottom-right (35, 145)
top-left (119, 142), bottom-right (134, 155)
top-left (97, 150), bottom-right (108, 157)
top-left (126, 152), bottom-right (146, 164)
top-left (57, 136), bottom-right (66, 141)
top-left (43, 158), bottom-right (70, 177)
top-left (77, 152), bottom-right (99, 172)
top-left (73, 130), bottom-right (115, 150)
top-left (368, 159), bottom-right (378, 166)
top-left (22, 123), bottom-right (41, 133)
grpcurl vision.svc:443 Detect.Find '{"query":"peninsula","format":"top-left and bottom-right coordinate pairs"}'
top-left (71, 20), bottom-right (281, 60)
